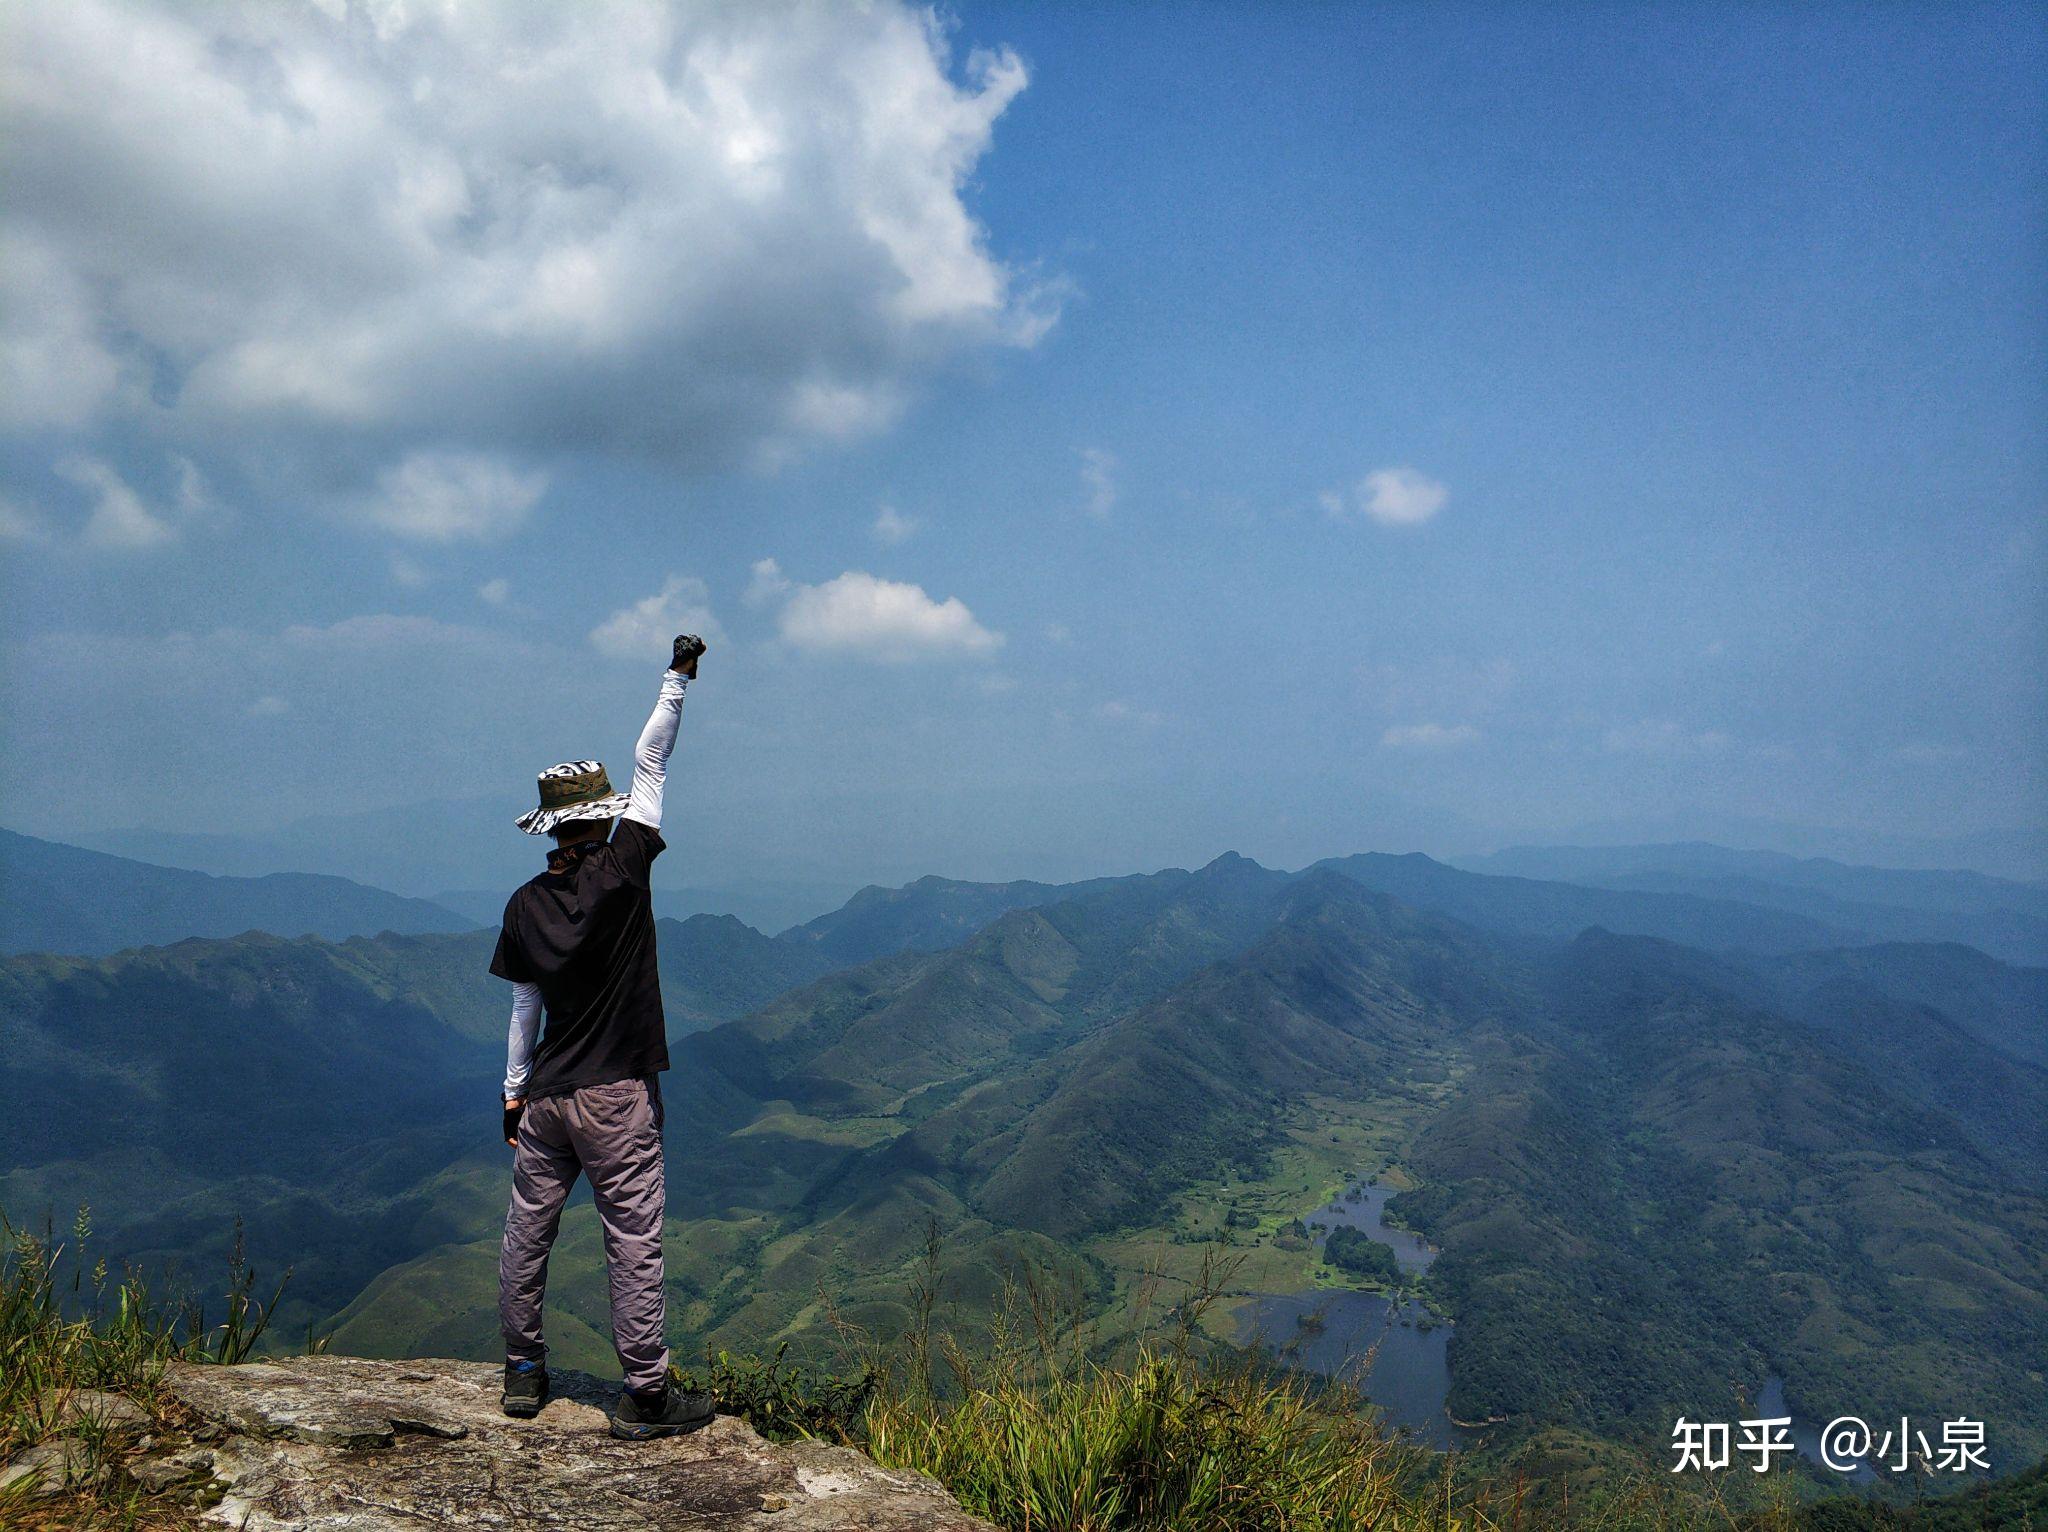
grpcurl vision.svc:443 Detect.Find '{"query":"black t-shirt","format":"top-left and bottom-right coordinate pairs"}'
top-left (490, 818), bottom-right (670, 1099)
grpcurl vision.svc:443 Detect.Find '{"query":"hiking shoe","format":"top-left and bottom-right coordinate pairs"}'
top-left (610, 1382), bottom-right (716, 1440)
top-left (502, 1359), bottom-right (549, 1419)
top-left (671, 633), bottom-right (706, 676)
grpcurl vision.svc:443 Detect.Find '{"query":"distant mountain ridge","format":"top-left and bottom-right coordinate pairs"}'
top-left (761, 845), bottom-right (1888, 970)
top-left (773, 870), bottom-right (1133, 966)
top-left (1314, 850), bottom-right (1856, 953)
top-left (18, 822), bottom-right (2041, 977)
top-left (1467, 840), bottom-right (2048, 910)
top-left (0, 827), bottom-right (479, 957)
top-left (1459, 842), bottom-right (2048, 964)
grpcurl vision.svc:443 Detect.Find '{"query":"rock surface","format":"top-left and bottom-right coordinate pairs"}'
top-left (0, 1437), bottom-right (91, 1497)
top-left (150, 1354), bottom-right (996, 1531)
top-left (59, 1387), bottom-right (154, 1435)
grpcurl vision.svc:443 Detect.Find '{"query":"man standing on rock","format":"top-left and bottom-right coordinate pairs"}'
top-left (491, 633), bottom-right (716, 1439)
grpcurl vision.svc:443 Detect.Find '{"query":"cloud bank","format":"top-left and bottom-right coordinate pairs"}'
top-left (1, 0), bottom-right (1047, 539)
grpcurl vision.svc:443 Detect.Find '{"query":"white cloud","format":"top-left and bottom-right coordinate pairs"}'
top-left (1361, 468), bottom-right (1448, 525)
top-left (1600, 719), bottom-right (1732, 755)
top-left (872, 505), bottom-right (919, 544)
top-left (1044, 622), bottom-right (1071, 645)
top-left (744, 557), bottom-right (793, 609)
top-left (1328, 467), bottom-right (1449, 527)
top-left (1381, 722), bottom-right (1480, 750)
top-left (247, 694), bottom-right (289, 718)
top-left (0, 1), bottom-right (1048, 522)
top-left (1357, 657), bottom-right (1514, 719)
top-left (389, 555), bottom-right (430, 589)
top-left (173, 455), bottom-right (210, 516)
top-left (0, 495), bottom-right (49, 545)
top-left (1894, 740), bottom-right (1968, 765)
top-left (1095, 699), bottom-right (1161, 725)
top-left (590, 574), bottom-right (722, 661)
top-left (0, 234), bottom-right (121, 430)
top-left (776, 569), bottom-right (1000, 661)
top-left (478, 578), bottom-right (512, 607)
top-left (361, 451), bottom-right (546, 542)
top-left (55, 456), bottom-right (174, 549)
top-left (1080, 448), bottom-right (1117, 518)
top-left (20, 612), bottom-right (546, 717)
top-left (285, 613), bottom-right (503, 656)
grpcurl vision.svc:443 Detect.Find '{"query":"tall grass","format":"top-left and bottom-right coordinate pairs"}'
top-left (866, 1347), bottom-right (1446, 1531)
top-left (819, 1228), bottom-right (1479, 1531)
top-left (1, 1207), bottom-right (292, 1523)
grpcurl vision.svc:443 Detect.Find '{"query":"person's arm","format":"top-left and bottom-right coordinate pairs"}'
top-left (502, 980), bottom-right (542, 1143)
top-left (489, 901), bottom-right (540, 1143)
top-left (503, 982), bottom-right (542, 1100)
top-left (623, 635), bottom-right (702, 831)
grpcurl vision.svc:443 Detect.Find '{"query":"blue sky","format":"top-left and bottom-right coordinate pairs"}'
top-left (2, 1), bottom-right (2042, 899)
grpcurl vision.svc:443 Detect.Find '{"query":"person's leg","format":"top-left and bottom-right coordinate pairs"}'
top-left (499, 1093), bottom-right (579, 1370)
top-left (564, 1075), bottom-right (670, 1396)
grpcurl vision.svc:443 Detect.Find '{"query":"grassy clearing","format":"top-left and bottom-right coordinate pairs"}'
top-left (1086, 1084), bottom-right (1453, 1349)
top-left (730, 1108), bottom-right (902, 1148)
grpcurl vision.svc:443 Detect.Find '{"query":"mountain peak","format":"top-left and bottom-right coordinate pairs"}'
top-left (1199, 850), bottom-right (1265, 874)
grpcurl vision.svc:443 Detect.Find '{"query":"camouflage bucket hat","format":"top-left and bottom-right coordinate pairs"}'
top-left (515, 759), bottom-right (631, 835)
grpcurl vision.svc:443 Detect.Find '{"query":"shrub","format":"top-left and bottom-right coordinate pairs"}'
top-left (671, 1342), bottom-right (873, 1443)
top-left (1324, 1225), bottom-right (1401, 1286)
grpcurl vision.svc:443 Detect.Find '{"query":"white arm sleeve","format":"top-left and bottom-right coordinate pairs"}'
top-left (503, 982), bottom-right (542, 1100)
top-left (623, 668), bottom-right (688, 830)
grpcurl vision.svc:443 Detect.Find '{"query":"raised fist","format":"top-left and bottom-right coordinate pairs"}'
top-left (671, 633), bottom-right (707, 677)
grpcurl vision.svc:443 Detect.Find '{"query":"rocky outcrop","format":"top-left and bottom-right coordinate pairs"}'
top-left (136, 1354), bottom-right (994, 1531)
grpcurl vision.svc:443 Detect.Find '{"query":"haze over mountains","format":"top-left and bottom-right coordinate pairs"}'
top-left (1458, 842), bottom-right (2048, 965)
top-left (66, 802), bottom-right (866, 933)
top-left (0, 827), bottom-right (477, 957)
top-left (56, 795), bottom-right (2048, 939)
top-left (1, 827), bottom-right (2043, 1492)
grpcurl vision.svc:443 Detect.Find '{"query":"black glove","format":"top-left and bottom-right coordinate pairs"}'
top-left (671, 633), bottom-right (706, 677)
top-left (504, 1100), bottom-right (525, 1146)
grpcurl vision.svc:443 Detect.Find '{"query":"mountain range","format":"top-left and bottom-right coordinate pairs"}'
top-left (67, 804), bottom-right (859, 933)
top-left (0, 827), bottom-right (477, 957)
top-left (1, 831), bottom-right (2043, 1498)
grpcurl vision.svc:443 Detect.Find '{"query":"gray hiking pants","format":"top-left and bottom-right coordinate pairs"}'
top-left (499, 1075), bottom-right (670, 1394)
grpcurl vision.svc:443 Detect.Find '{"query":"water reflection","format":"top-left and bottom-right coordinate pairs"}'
top-left (1236, 1290), bottom-right (1458, 1450)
